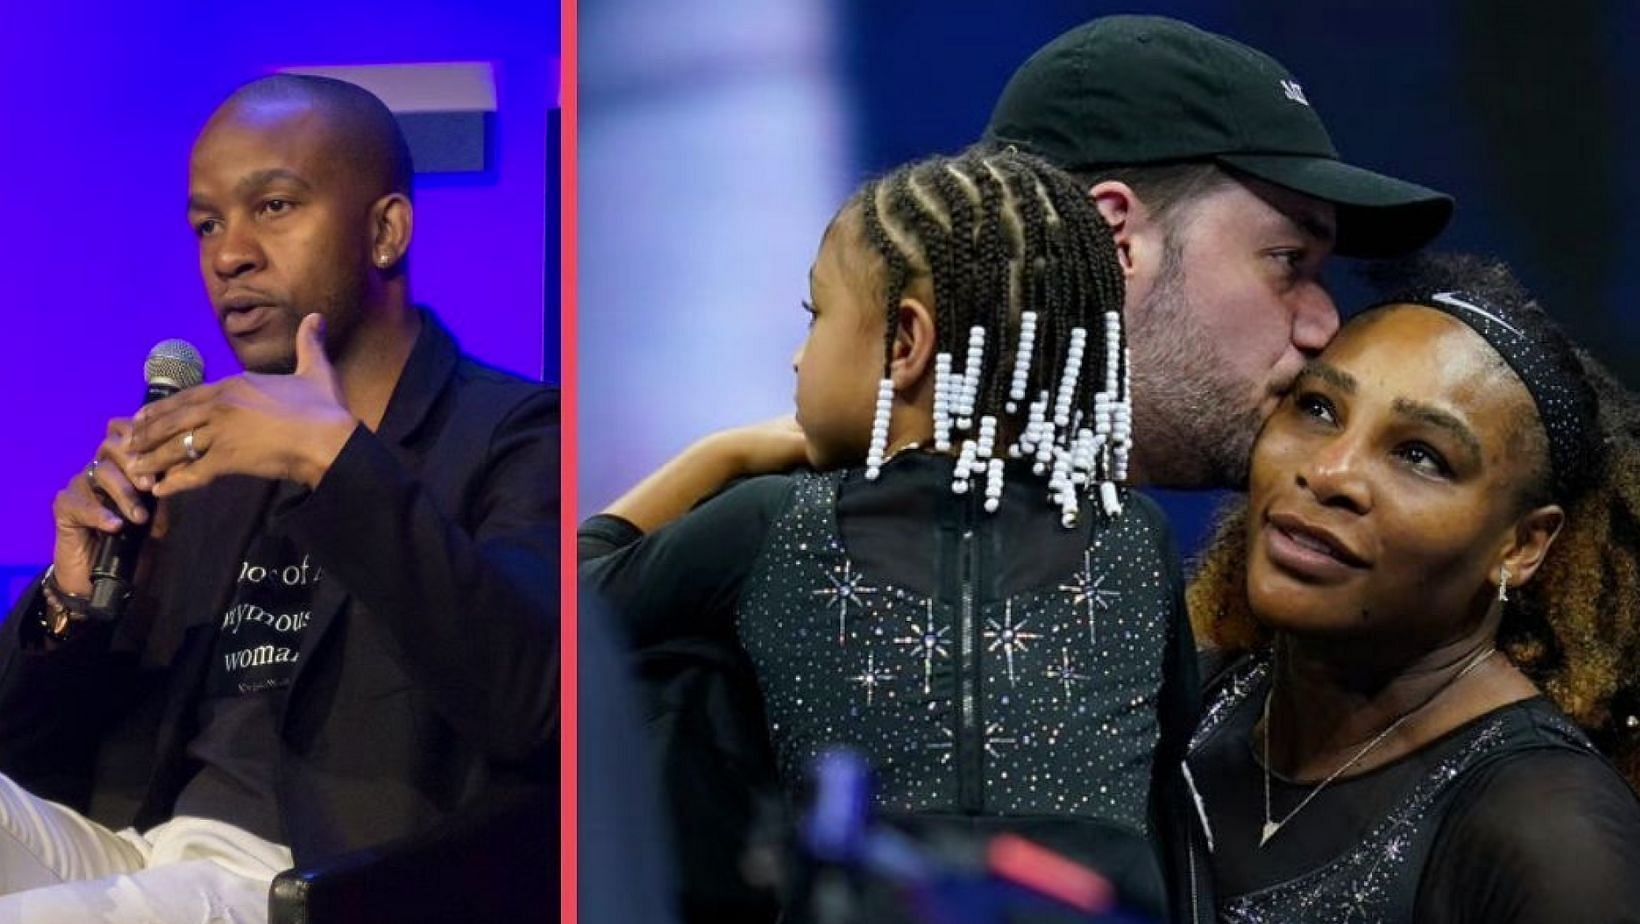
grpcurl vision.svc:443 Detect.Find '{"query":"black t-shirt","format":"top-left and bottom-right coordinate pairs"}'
top-left (172, 495), bottom-right (318, 844)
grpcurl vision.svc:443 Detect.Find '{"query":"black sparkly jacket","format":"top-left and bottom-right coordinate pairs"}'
top-left (581, 453), bottom-right (1201, 922)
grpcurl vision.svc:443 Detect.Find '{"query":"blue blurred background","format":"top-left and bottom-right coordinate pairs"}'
top-left (1, 1), bottom-right (561, 602)
top-left (580, 0), bottom-right (1640, 561)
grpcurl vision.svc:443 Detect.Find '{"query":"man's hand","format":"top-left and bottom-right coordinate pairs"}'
top-left (51, 418), bottom-right (150, 596)
top-left (128, 313), bottom-right (358, 498)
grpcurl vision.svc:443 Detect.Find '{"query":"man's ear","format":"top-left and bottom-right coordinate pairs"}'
top-left (1090, 180), bottom-right (1144, 275)
top-left (370, 193), bottom-right (414, 270)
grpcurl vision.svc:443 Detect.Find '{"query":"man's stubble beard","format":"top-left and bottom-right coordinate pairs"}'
top-left (250, 271), bottom-right (366, 375)
top-left (1126, 238), bottom-right (1263, 489)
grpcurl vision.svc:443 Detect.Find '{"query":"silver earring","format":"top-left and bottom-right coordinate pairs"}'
top-left (1498, 565), bottom-right (1511, 604)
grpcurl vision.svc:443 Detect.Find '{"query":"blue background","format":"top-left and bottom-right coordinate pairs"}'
top-left (579, 0), bottom-right (1640, 559)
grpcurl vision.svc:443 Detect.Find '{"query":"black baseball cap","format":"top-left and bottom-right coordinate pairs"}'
top-left (984, 16), bottom-right (1453, 258)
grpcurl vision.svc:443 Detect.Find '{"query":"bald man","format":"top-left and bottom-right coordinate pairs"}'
top-left (0, 75), bottom-right (558, 920)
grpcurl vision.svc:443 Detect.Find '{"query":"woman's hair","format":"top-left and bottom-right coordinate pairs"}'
top-left (848, 147), bottom-right (1129, 513)
top-left (1188, 253), bottom-right (1640, 786)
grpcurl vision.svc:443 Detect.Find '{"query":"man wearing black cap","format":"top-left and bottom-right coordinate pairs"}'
top-left (981, 16), bottom-right (1452, 920)
top-left (986, 15), bottom-right (1453, 489)
top-left (580, 17), bottom-right (1454, 924)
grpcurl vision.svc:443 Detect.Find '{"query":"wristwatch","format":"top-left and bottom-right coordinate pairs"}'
top-left (39, 565), bottom-right (92, 643)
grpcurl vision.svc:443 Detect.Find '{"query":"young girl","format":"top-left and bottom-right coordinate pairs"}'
top-left (582, 148), bottom-right (1198, 922)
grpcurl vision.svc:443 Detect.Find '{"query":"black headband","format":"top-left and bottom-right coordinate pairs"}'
top-left (1383, 290), bottom-right (1595, 496)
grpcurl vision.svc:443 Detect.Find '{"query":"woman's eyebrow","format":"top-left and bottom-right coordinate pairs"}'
top-left (1298, 361), bottom-right (1484, 465)
top-left (1391, 397), bottom-right (1483, 464)
top-left (1296, 360), bottom-right (1355, 394)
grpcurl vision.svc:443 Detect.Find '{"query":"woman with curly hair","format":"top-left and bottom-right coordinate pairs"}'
top-left (1182, 254), bottom-right (1640, 922)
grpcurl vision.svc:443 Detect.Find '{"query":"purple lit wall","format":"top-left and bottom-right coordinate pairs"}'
top-left (0, 2), bottom-right (559, 580)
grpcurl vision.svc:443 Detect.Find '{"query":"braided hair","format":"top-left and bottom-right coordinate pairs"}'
top-left (1188, 254), bottom-right (1640, 787)
top-left (851, 148), bottom-right (1129, 523)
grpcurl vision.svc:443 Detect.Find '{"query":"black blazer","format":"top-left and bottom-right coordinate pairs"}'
top-left (0, 311), bottom-right (560, 865)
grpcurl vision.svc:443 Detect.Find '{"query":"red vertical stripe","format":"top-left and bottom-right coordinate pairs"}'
top-left (559, 0), bottom-right (579, 919)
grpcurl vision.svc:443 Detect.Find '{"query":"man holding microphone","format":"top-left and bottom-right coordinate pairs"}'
top-left (3, 74), bottom-right (558, 921)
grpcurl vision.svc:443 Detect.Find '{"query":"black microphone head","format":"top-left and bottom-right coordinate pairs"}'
top-left (144, 339), bottom-right (205, 391)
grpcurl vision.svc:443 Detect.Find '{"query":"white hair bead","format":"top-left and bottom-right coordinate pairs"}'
top-left (1099, 480), bottom-right (1122, 516)
top-left (933, 352), bottom-right (955, 452)
top-left (864, 376), bottom-right (894, 481)
top-left (1008, 311), bottom-right (1038, 412)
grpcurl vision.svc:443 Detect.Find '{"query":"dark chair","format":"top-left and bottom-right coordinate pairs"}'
top-left (268, 787), bottom-right (556, 924)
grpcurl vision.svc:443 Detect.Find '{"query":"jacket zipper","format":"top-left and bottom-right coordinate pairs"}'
top-left (1188, 834), bottom-right (1202, 923)
top-left (957, 508), bottom-right (982, 811)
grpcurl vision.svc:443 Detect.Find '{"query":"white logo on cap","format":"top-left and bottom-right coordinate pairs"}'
top-left (1281, 80), bottom-right (1309, 106)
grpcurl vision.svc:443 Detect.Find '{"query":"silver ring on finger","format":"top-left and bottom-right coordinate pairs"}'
top-left (84, 459), bottom-right (100, 487)
top-left (183, 428), bottom-right (203, 462)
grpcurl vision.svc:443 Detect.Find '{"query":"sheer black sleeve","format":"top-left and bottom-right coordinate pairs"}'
top-left (1417, 748), bottom-right (1640, 923)
top-left (578, 474), bottom-right (796, 646)
top-left (577, 512), bottom-right (644, 562)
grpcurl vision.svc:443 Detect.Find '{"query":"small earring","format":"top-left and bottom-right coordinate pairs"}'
top-left (376, 252), bottom-right (391, 267)
top-left (1498, 565), bottom-right (1511, 604)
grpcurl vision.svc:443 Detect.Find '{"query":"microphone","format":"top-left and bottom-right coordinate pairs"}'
top-left (87, 339), bottom-right (205, 619)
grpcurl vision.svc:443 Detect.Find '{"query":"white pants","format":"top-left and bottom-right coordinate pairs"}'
top-left (0, 772), bottom-right (292, 923)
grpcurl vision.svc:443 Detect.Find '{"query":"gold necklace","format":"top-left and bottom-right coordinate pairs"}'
top-left (881, 440), bottom-right (923, 465)
top-left (1259, 647), bottom-right (1496, 848)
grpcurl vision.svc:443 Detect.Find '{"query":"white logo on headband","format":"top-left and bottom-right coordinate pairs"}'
top-left (1281, 80), bottom-right (1309, 106)
top-left (1430, 291), bottom-right (1523, 337)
